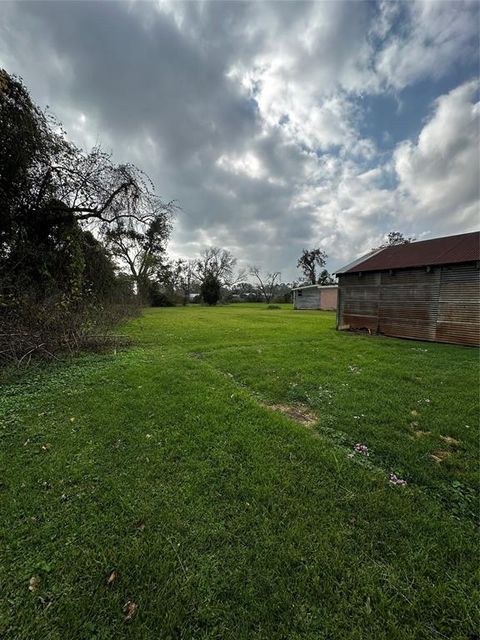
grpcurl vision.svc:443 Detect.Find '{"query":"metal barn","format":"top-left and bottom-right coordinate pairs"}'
top-left (335, 231), bottom-right (480, 346)
top-left (292, 284), bottom-right (338, 310)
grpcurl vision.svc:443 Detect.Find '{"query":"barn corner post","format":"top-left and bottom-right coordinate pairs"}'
top-left (335, 286), bottom-right (341, 329)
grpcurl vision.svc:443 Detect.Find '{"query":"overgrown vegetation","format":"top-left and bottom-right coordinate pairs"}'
top-left (0, 70), bottom-right (173, 363)
top-left (1, 305), bottom-right (478, 639)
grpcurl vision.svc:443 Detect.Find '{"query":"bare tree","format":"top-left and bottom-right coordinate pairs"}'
top-left (195, 247), bottom-right (246, 287)
top-left (249, 266), bottom-right (281, 303)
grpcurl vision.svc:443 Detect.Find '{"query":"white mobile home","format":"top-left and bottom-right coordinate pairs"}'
top-left (292, 285), bottom-right (338, 310)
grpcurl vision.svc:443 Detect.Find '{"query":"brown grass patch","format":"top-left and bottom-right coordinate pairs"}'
top-left (265, 403), bottom-right (318, 427)
top-left (408, 421), bottom-right (431, 438)
top-left (187, 351), bottom-right (203, 359)
top-left (439, 435), bottom-right (460, 447)
top-left (430, 450), bottom-right (452, 464)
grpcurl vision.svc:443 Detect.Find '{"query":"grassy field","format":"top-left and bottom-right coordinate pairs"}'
top-left (1, 304), bottom-right (478, 639)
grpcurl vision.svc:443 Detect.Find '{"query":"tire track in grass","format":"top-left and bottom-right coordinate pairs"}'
top-left (185, 350), bottom-right (404, 490)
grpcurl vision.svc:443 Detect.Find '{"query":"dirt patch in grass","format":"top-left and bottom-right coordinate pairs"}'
top-left (408, 422), bottom-right (432, 438)
top-left (430, 450), bottom-right (452, 464)
top-left (439, 435), bottom-right (460, 447)
top-left (187, 351), bottom-right (204, 359)
top-left (413, 430), bottom-right (432, 438)
top-left (264, 402), bottom-right (318, 427)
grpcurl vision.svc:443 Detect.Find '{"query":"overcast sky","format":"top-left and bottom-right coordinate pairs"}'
top-left (1, 0), bottom-right (478, 280)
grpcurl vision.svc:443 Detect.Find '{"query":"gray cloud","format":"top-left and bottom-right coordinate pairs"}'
top-left (0, 0), bottom-right (478, 280)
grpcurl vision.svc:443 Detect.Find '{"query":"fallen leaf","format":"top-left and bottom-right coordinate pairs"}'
top-left (29, 576), bottom-right (40, 592)
top-left (134, 520), bottom-right (146, 531)
top-left (123, 600), bottom-right (138, 622)
top-left (69, 417), bottom-right (75, 423)
top-left (106, 570), bottom-right (119, 585)
top-left (410, 410), bottom-right (418, 417)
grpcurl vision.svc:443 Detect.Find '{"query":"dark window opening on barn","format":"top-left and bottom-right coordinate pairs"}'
top-left (298, 291), bottom-right (303, 296)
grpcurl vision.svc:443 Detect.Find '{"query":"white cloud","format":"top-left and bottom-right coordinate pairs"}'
top-left (216, 152), bottom-right (265, 179)
top-left (394, 80), bottom-right (479, 225)
top-left (375, 0), bottom-right (478, 90)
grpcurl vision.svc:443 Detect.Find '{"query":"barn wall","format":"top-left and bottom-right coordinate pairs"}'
top-left (319, 287), bottom-right (338, 310)
top-left (378, 268), bottom-right (440, 342)
top-left (337, 272), bottom-right (380, 331)
top-left (294, 288), bottom-right (321, 309)
top-left (337, 263), bottom-right (480, 346)
top-left (436, 264), bottom-right (480, 346)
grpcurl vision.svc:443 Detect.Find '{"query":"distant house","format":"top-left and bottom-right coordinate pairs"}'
top-left (335, 231), bottom-right (480, 346)
top-left (292, 284), bottom-right (338, 310)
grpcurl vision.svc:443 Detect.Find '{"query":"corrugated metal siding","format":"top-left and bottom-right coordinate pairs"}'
top-left (337, 262), bottom-right (480, 346)
top-left (378, 268), bottom-right (440, 342)
top-left (436, 264), bottom-right (480, 345)
top-left (294, 288), bottom-right (321, 309)
top-left (337, 272), bottom-right (380, 331)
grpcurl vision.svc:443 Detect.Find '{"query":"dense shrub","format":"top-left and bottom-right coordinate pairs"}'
top-left (0, 70), bottom-right (159, 364)
top-left (150, 291), bottom-right (175, 307)
top-left (200, 273), bottom-right (221, 306)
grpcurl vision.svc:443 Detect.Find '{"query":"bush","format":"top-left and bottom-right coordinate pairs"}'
top-left (144, 280), bottom-right (176, 307)
top-left (150, 291), bottom-right (175, 307)
top-left (0, 293), bottom-right (139, 366)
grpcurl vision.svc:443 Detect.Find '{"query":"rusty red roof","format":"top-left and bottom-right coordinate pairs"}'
top-left (337, 231), bottom-right (480, 274)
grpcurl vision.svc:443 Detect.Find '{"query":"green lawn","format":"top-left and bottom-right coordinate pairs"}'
top-left (1, 304), bottom-right (478, 639)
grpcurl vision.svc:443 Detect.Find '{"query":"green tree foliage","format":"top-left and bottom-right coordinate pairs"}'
top-left (296, 248), bottom-right (328, 285)
top-left (0, 69), bottom-right (173, 361)
top-left (201, 273), bottom-right (221, 306)
top-left (317, 269), bottom-right (335, 285)
top-left (375, 231), bottom-right (416, 250)
top-left (195, 247), bottom-right (245, 304)
top-left (156, 259), bottom-right (196, 305)
top-left (104, 212), bottom-right (174, 303)
top-left (0, 70), bottom-right (171, 302)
